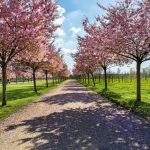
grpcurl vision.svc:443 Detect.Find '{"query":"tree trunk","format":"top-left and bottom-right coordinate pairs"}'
top-left (99, 74), bottom-right (101, 83)
top-left (91, 73), bottom-right (95, 86)
top-left (32, 69), bottom-right (37, 93)
top-left (2, 65), bottom-right (7, 106)
top-left (112, 76), bottom-right (113, 83)
top-left (84, 74), bottom-right (87, 84)
top-left (16, 76), bottom-right (18, 84)
top-left (87, 73), bottom-right (90, 85)
top-left (23, 78), bottom-right (25, 83)
top-left (53, 77), bottom-right (54, 84)
top-left (136, 61), bottom-right (141, 103)
top-left (52, 74), bottom-right (54, 85)
top-left (122, 75), bottom-right (124, 82)
top-left (103, 67), bottom-right (107, 90)
top-left (54, 77), bottom-right (56, 84)
top-left (45, 70), bottom-right (48, 87)
top-left (82, 75), bottom-right (84, 83)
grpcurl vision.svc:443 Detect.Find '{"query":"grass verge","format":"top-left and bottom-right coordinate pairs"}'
top-left (78, 79), bottom-right (150, 120)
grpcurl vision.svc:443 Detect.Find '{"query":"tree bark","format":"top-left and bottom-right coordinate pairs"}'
top-left (57, 76), bottom-right (60, 83)
top-left (103, 67), bottom-right (107, 90)
top-left (84, 74), bottom-right (87, 84)
top-left (52, 73), bottom-right (55, 85)
top-left (45, 70), bottom-right (48, 87)
top-left (99, 74), bottom-right (101, 83)
top-left (87, 73), bottom-right (90, 85)
top-left (122, 75), bottom-right (124, 82)
top-left (54, 77), bottom-right (56, 84)
top-left (112, 76), bottom-right (113, 83)
top-left (82, 75), bottom-right (84, 83)
top-left (91, 73), bottom-right (95, 86)
top-left (32, 69), bottom-right (37, 93)
top-left (2, 65), bottom-right (7, 106)
top-left (53, 76), bottom-right (54, 84)
top-left (136, 61), bottom-right (141, 103)
top-left (23, 78), bottom-right (25, 83)
top-left (16, 76), bottom-right (18, 84)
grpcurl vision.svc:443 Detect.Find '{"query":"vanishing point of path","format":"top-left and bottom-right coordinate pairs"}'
top-left (0, 80), bottom-right (150, 150)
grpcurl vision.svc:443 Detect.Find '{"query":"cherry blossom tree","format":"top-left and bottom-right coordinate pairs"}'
top-left (97, 0), bottom-right (150, 103)
top-left (41, 46), bottom-right (64, 87)
top-left (73, 38), bottom-right (99, 86)
top-left (76, 19), bottom-right (124, 89)
top-left (50, 50), bottom-right (68, 83)
top-left (74, 0), bottom-right (150, 103)
top-left (0, 0), bottom-right (59, 106)
top-left (15, 38), bottom-right (49, 92)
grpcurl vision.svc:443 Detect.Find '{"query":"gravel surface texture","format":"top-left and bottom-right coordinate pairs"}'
top-left (0, 80), bottom-right (150, 150)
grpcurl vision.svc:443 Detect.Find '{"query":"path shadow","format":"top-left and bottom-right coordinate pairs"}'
top-left (63, 88), bottom-right (89, 92)
top-left (37, 80), bottom-right (99, 105)
top-left (6, 107), bottom-right (150, 150)
top-left (64, 85), bottom-right (83, 88)
top-left (41, 92), bottom-right (99, 105)
top-left (63, 80), bottom-right (83, 88)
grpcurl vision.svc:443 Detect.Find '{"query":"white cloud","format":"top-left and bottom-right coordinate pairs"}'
top-left (65, 40), bottom-right (74, 47)
top-left (54, 38), bottom-right (77, 54)
top-left (57, 5), bottom-right (65, 16)
top-left (70, 27), bottom-right (82, 35)
top-left (54, 38), bottom-right (64, 47)
top-left (61, 48), bottom-right (71, 53)
top-left (55, 28), bottom-right (66, 36)
top-left (55, 16), bottom-right (65, 25)
top-left (55, 6), bottom-right (66, 25)
top-left (61, 48), bottom-right (77, 54)
top-left (66, 10), bottom-right (83, 21)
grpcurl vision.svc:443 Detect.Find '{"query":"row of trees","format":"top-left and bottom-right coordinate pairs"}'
top-left (78, 70), bottom-right (150, 86)
top-left (0, 0), bottom-right (69, 106)
top-left (73, 0), bottom-right (150, 104)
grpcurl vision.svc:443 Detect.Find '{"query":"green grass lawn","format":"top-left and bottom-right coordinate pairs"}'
top-left (0, 80), bottom-right (62, 120)
top-left (78, 78), bottom-right (150, 120)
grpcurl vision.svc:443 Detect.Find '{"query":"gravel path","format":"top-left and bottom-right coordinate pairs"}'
top-left (0, 80), bottom-right (150, 150)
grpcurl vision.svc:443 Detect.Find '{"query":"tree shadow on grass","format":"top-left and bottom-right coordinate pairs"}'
top-left (131, 101), bottom-right (150, 120)
top-left (99, 89), bottom-right (122, 100)
top-left (0, 83), bottom-right (53, 102)
top-left (6, 107), bottom-right (150, 150)
top-left (98, 89), bottom-right (150, 120)
top-left (99, 89), bottom-right (136, 109)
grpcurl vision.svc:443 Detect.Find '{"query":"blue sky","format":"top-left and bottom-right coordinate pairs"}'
top-left (54, 0), bottom-right (150, 73)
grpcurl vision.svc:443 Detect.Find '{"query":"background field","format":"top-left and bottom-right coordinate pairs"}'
top-left (0, 80), bottom-right (61, 120)
top-left (78, 78), bottom-right (150, 120)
